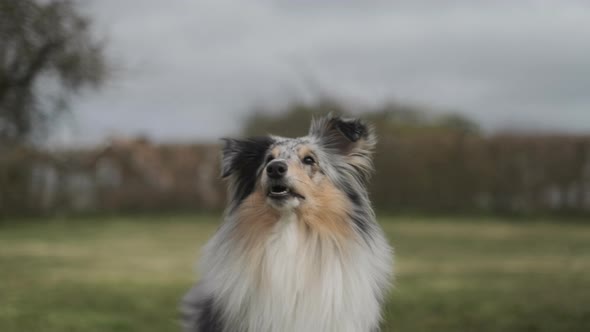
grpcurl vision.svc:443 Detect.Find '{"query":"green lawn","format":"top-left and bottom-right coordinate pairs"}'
top-left (1, 215), bottom-right (589, 332)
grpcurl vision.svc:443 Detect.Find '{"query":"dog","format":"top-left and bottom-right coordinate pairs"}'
top-left (181, 115), bottom-right (393, 332)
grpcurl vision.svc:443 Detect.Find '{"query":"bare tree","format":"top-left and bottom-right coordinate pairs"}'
top-left (0, 0), bottom-right (108, 146)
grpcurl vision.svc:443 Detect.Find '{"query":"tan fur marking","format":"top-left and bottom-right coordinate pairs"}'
top-left (287, 162), bottom-right (352, 240)
top-left (234, 189), bottom-right (279, 250)
top-left (232, 188), bottom-right (280, 289)
top-left (298, 179), bottom-right (352, 240)
top-left (270, 146), bottom-right (281, 158)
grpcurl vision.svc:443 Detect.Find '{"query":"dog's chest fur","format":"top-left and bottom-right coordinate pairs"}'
top-left (207, 213), bottom-right (388, 332)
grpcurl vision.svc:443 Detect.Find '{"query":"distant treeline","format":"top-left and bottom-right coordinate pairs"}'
top-left (0, 139), bottom-right (224, 217)
top-left (1, 100), bottom-right (589, 218)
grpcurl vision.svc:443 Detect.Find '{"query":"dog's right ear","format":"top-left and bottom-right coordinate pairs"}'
top-left (221, 136), bottom-right (275, 204)
top-left (221, 138), bottom-right (240, 178)
top-left (220, 136), bottom-right (274, 179)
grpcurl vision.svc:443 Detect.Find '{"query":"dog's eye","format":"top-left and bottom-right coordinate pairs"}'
top-left (302, 156), bottom-right (315, 165)
top-left (266, 155), bottom-right (275, 164)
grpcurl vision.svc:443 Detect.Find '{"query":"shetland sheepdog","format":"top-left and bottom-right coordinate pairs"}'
top-left (181, 115), bottom-right (393, 332)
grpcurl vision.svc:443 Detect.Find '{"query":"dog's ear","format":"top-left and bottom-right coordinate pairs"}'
top-left (309, 114), bottom-right (376, 181)
top-left (220, 138), bottom-right (241, 179)
top-left (309, 114), bottom-right (376, 156)
top-left (220, 136), bottom-right (274, 178)
top-left (220, 136), bottom-right (275, 203)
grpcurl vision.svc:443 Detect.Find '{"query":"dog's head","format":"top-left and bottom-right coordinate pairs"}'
top-left (221, 115), bottom-right (376, 214)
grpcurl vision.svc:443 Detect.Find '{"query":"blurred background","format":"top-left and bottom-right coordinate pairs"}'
top-left (1, 1), bottom-right (589, 331)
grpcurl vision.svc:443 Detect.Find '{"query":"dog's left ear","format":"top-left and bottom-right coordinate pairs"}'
top-left (309, 115), bottom-right (376, 181)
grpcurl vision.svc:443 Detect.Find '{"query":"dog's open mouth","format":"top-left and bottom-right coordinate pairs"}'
top-left (267, 184), bottom-right (305, 200)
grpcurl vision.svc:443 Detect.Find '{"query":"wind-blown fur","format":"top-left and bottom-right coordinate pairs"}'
top-left (181, 115), bottom-right (393, 332)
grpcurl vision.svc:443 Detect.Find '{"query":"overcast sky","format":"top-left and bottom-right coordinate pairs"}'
top-left (58, 0), bottom-right (590, 145)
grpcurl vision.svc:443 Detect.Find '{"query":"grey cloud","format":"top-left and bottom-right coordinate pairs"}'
top-left (59, 0), bottom-right (590, 146)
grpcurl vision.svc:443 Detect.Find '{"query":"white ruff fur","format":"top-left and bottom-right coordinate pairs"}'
top-left (198, 210), bottom-right (393, 332)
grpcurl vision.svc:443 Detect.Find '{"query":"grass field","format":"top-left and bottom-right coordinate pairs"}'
top-left (1, 215), bottom-right (590, 332)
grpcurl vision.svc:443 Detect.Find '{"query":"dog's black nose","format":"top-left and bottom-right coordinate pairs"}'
top-left (266, 160), bottom-right (288, 179)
